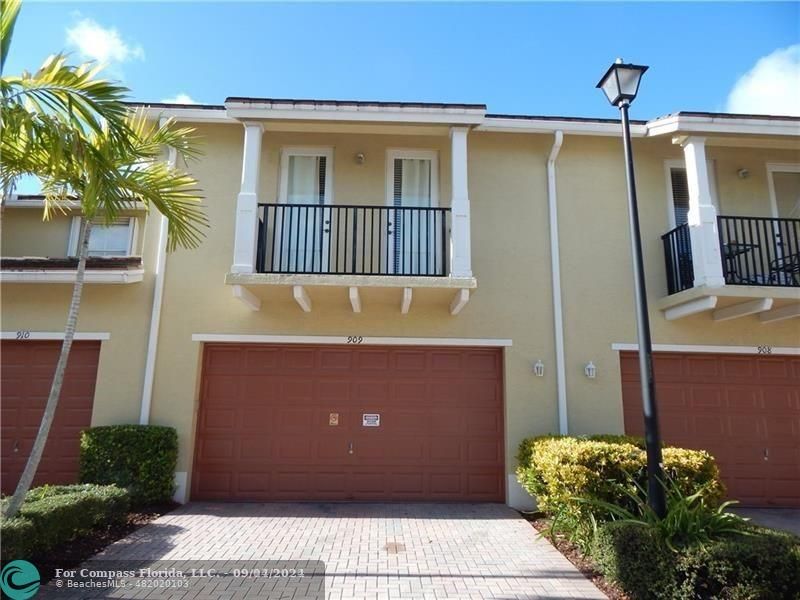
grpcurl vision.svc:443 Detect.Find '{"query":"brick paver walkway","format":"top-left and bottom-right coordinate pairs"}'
top-left (48, 503), bottom-right (606, 599)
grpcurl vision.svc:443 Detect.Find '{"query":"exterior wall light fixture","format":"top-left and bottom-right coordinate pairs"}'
top-left (533, 360), bottom-right (545, 377)
top-left (584, 361), bottom-right (597, 379)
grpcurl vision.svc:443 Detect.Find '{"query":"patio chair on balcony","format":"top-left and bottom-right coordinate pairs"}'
top-left (769, 252), bottom-right (800, 286)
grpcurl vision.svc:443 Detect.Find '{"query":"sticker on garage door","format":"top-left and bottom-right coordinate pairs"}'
top-left (362, 414), bottom-right (380, 427)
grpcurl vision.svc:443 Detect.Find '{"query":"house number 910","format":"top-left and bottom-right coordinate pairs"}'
top-left (16, 330), bottom-right (31, 340)
top-left (347, 336), bottom-right (364, 344)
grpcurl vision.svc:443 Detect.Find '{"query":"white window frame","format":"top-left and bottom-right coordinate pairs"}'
top-left (766, 162), bottom-right (800, 219)
top-left (67, 217), bottom-right (137, 257)
top-left (664, 158), bottom-right (718, 229)
top-left (384, 149), bottom-right (439, 208)
top-left (278, 146), bottom-right (334, 205)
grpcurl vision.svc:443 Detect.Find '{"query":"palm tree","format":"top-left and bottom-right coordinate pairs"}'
top-left (1, 0), bottom-right (207, 518)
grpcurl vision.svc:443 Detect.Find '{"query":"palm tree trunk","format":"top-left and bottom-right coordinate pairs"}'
top-left (3, 218), bottom-right (93, 518)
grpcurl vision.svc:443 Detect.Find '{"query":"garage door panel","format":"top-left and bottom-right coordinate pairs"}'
top-left (466, 411), bottom-right (502, 434)
top-left (721, 357), bottom-right (756, 377)
top-left (282, 348), bottom-right (315, 369)
top-left (193, 344), bottom-right (504, 502)
top-left (396, 350), bottom-right (428, 371)
top-left (205, 376), bottom-right (240, 402)
top-left (357, 350), bottom-right (390, 371)
top-left (757, 359), bottom-right (792, 379)
top-left (622, 351), bottom-right (799, 507)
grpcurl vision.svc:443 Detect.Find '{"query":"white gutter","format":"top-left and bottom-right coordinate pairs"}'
top-left (139, 140), bottom-right (175, 425)
top-left (547, 131), bottom-right (568, 435)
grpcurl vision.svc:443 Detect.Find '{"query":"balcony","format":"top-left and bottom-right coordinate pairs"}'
top-left (226, 201), bottom-right (475, 315)
top-left (660, 215), bottom-right (800, 322)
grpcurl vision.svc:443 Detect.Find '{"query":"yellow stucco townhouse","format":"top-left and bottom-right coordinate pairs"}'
top-left (1, 98), bottom-right (798, 509)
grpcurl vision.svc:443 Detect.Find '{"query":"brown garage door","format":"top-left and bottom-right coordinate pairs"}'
top-left (621, 351), bottom-right (800, 507)
top-left (192, 343), bottom-right (505, 502)
top-left (1, 340), bottom-right (100, 494)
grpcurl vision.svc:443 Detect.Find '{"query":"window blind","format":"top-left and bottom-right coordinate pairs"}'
top-left (670, 168), bottom-right (690, 227)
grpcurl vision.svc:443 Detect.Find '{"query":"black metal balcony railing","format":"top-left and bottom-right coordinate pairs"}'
top-left (661, 223), bottom-right (694, 295)
top-left (256, 203), bottom-right (451, 276)
top-left (718, 215), bottom-right (800, 287)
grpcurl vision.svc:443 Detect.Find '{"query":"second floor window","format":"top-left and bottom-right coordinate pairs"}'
top-left (68, 217), bottom-right (136, 257)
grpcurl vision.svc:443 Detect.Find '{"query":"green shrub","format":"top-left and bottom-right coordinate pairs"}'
top-left (516, 435), bottom-right (724, 550)
top-left (593, 520), bottom-right (675, 599)
top-left (80, 425), bottom-right (178, 506)
top-left (593, 521), bottom-right (800, 600)
top-left (1, 484), bottom-right (130, 561)
top-left (0, 517), bottom-right (35, 560)
top-left (675, 527), bottom-right (800, 600)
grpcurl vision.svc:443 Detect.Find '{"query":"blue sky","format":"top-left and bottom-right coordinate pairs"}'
top-left (7, 2), bottom-right (799, 122)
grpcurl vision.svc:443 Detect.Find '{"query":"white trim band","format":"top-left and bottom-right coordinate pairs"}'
top-left (2, 331), bottom-right (110, 340)
top-left (192, 334), bottom-right (513, 347)
top-left (611, 342), bottom-right (800, 355)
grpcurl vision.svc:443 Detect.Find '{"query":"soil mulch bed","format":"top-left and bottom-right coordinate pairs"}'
top-left (521, 512), bottom-right (629, 600)
top-left (33, 502), bottom-right (178, 584)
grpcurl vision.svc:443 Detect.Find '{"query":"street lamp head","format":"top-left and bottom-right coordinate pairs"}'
top-left (596, 59), bottom-right (649, 107)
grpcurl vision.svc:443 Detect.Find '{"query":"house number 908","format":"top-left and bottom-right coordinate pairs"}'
top-left (347, 336), bottom-right (364, 344)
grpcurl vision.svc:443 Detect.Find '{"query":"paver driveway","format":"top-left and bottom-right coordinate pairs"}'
top-left (52, 503), bottom-right (606, 599)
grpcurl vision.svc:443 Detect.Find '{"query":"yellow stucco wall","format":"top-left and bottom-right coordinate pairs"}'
top-left (2, 120), bottom-right (798, 506)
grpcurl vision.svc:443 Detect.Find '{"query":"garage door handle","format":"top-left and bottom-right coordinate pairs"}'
top-left (13, 440), bottom-right (19, 453)
top-left (348, 441), bottom-right (354, 455)
top-left (764, 448), bottom-right (769, 461)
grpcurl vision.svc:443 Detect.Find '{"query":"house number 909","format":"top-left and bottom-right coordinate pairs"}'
top-left (347, 336), bottom-right (364, 344)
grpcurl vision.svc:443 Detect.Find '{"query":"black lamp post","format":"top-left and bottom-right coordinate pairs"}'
top-left (596, 59), bottom-right (666, 518)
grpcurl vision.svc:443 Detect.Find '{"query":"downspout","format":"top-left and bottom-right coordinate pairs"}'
top-left (547, 131), bottom-right (568, 435)
top-left (139, 137), bottom-right (176, 425)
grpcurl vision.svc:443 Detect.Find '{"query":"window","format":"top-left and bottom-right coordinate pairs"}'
top-left (68, 217), bottom-right (137, 257)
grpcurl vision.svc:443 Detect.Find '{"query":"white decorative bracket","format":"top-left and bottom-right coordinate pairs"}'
top-left (760, 303), bottom-right (800, 324)
top-left (664, 296), bottom-right (718, 321)
top-left (232, 285), bottom-right (261, 311)
top-left (449, 289), bottom-right (470, 315)
top-left (349, 287), bottom-right (361, 313)
top-left (400, 288), bottom-right (412, 314)
top-left (712, 298), bottom-right (773, 322)
top-left (293, 285), bottom-right (312, 312)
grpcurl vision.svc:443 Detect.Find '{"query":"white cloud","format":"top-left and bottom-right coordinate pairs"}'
top-left (65, 18), bottom-right (144, 67)
top-left (161, 93), bottom-right (197, 105)
top-left (726, 45), bottom-right (800, 116)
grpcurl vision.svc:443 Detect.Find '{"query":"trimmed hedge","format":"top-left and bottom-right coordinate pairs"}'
top-left (516, 435), bottom-right (724, 549)
top-left (80, 425), bottom-right (178, 506)
top-left (593, 520), bottom-right (800, 600)
top-left (1, 484), bottom-right (130, 561)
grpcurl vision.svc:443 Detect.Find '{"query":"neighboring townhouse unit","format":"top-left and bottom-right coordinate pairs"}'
top-left (1, 99), bottom-right (798, 509)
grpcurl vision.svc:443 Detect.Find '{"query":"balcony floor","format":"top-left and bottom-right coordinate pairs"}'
top-left (658, 284), bottom-right (800, 323)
